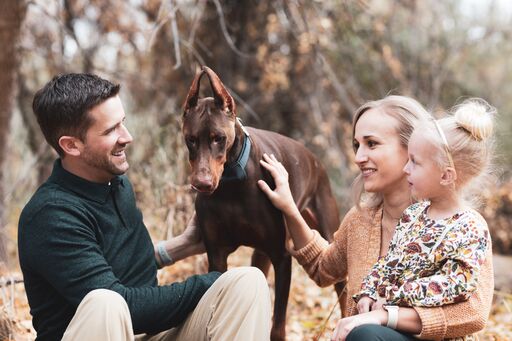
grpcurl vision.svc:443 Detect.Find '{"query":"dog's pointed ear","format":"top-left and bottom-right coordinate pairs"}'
top-left (202, 66), bottom-right (236, 116)
top-left (183, 69), bottom-right (205, 115)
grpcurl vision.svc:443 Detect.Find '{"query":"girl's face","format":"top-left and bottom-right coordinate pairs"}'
top-left (403, 130), bottom-right (444, 200)
top-left (353, 108), bottom-right (409, 195)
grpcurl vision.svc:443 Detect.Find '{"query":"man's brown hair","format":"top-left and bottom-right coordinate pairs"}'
top-left (32, 73), bottom-right (120, 156)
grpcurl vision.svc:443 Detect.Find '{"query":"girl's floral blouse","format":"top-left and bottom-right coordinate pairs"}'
top-left (353, 201), bottom-right (490, 307)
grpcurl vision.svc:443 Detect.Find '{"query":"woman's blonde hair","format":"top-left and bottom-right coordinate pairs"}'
top-left (425, 98), bottom-right (496, 203)
top-left (351, 95), bottom-right (431, 208)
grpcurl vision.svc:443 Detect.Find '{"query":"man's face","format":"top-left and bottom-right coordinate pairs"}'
top-left (79, 95), bottom-right (133, 183)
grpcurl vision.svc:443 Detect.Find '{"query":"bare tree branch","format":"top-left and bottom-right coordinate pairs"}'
top-left (211, 0), bottom-right (251, 58)
top-left (187, 0), bottom-right (206, 45)
top-left (225, 85), bottom-right (261, 122)
top-left (317, 53), bottom-right (358, 115)
top-left (147, 0), bottom-right (170, 51)
top-left (180, 38), bottom-right (207, 66)
top-left (169, 0), bottom-right (181, 69)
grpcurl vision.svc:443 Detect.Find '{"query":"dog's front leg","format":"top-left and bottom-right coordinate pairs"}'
top-left (270, 253), bottom-right (291, 341)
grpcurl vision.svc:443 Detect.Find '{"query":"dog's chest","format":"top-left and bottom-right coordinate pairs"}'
top-left (196, 188), bottom-right (260, 222)
top-left (195, 184), bottom-right (282, 240)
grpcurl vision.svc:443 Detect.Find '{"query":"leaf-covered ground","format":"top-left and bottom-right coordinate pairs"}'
top-left (2, 246), bottom-right (511, 340)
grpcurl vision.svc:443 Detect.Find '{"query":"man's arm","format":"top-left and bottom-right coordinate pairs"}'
top-left (155, 213), bottom-right (206, 267)
top-left (22, 205), bottom-right (218, 335)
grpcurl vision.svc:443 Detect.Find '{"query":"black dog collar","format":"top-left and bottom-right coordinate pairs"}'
top-left (221, 119), bottom-right (251, 182)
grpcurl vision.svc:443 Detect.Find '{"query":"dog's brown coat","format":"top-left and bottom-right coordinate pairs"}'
top-left (182, 66), bottom-right (342, 341)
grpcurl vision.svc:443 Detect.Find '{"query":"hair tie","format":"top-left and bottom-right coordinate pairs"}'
top-left (433, 120), bottom-right (455, 170)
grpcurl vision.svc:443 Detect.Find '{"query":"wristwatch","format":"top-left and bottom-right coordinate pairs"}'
top-left (383, 305), bottom-right (399, 329)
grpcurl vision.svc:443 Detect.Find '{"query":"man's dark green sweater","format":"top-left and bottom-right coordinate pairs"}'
top-left (18, 160), bottom-right (220, 341)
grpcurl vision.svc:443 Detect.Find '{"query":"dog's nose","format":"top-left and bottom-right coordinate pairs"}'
top-left (192, 179), bottom-right (215, 193)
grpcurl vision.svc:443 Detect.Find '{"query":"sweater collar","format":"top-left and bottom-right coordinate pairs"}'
top-left (367, 205), bottom-right (384, 263)
top-left (48, 159), bottom-right (124, 203)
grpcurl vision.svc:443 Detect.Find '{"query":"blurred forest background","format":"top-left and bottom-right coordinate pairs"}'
top-left (0, 0), bottom-right (511, 339)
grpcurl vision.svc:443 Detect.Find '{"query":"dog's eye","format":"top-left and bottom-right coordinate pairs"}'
top-left (212, 135), bottom-right (226, 144)
top-left (186, 137), bottom-right (197, 147)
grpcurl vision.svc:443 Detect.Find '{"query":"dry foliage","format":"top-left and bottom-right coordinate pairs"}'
top-left (1, 0), bottom-right (511, 340)
top-left (482, 180), bottom-right (512, 255)
top-left (0, 253), bottom-right (510, 340)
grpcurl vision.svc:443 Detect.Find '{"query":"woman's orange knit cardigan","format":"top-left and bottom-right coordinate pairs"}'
top-left (290, 206), bottom-right (494, 340)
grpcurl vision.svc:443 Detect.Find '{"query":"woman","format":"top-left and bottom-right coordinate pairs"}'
top-left (257, 96), bottom-right (494, 341)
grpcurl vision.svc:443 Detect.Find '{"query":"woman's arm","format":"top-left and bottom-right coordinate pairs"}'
top-left (332, 307), bottom-right (422, 340)
top-left (258, 153), bottom-right (349, 286)
top-left (257, 153), bottom-right (315, 249)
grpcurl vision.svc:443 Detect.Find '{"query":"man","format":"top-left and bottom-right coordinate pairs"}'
top-left (18, 73), bottom-right (271, 341)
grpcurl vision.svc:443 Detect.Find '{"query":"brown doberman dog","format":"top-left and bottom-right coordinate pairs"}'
top-left (182, 66), bottom-right (342, 341)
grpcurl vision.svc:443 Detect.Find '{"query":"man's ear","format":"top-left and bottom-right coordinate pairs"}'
top-left (58, 136), bottom-right (83, 157)
top-left (440, 167), bottom-right (457, 186)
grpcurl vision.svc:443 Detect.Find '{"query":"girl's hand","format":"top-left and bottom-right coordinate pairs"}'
top-left (356, 296), bottom-right (375, 313)
top-left (257, 153), bottom-right (298, 216)
top-left (372, 297), bottom-right (386, 311)
top-left (331, 310), bottom-right (386, 341)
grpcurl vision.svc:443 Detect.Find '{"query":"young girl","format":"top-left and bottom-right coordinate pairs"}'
top-left (353, 98), bottom-right (495, 318)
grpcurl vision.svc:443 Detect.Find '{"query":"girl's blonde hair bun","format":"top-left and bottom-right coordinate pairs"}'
top-left (453, 98), bottom-right (496, 141)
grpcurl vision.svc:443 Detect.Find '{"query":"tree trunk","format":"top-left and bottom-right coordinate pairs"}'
top-left (0, 0), bottom-right (27, 266)
top-left (18, 75), bottom-right (55, 184)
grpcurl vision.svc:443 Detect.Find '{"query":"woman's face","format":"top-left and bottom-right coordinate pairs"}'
top-left (353, 108), bottom-right (409, 194)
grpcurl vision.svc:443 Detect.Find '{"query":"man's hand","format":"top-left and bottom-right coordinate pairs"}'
top-left (155, 213), bottom-right (205, 267)
top-left (181, 212), bottom-right (202, 244)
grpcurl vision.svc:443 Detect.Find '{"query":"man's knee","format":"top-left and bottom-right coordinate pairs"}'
top-left (199, 268), bottom-right (271, 340)
top-left (80, 289), bottom-right (128, 313)
top-left (231, 266), bottom-right (267, 283)
top-left (64, 289), bottom-right (132, 341)
top-left (210, 267), bottom-right (270, 308)
top-left (224, 267), bottom-right (268, 293)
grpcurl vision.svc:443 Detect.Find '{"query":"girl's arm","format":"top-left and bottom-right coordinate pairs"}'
top-left (386, 219), bottom-right (489, 307)
top-left (413, 245), bottom-right (494, 339)
top-left (353, 205), bottom-right (415, 305)
top-left (352, 259), bottom-right (389, 303)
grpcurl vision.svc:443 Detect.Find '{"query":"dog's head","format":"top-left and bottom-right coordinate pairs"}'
top-left (182, 66), bottom-right (237, 195)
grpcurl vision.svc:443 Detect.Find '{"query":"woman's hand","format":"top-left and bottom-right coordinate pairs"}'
top-left (258, 153), bottom-right (299, 216)
top-left (331, 310), bottom-right (386, 341)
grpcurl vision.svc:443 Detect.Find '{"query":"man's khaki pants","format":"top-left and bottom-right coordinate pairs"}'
top-left (62, 267), bottom-right (271, 341)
